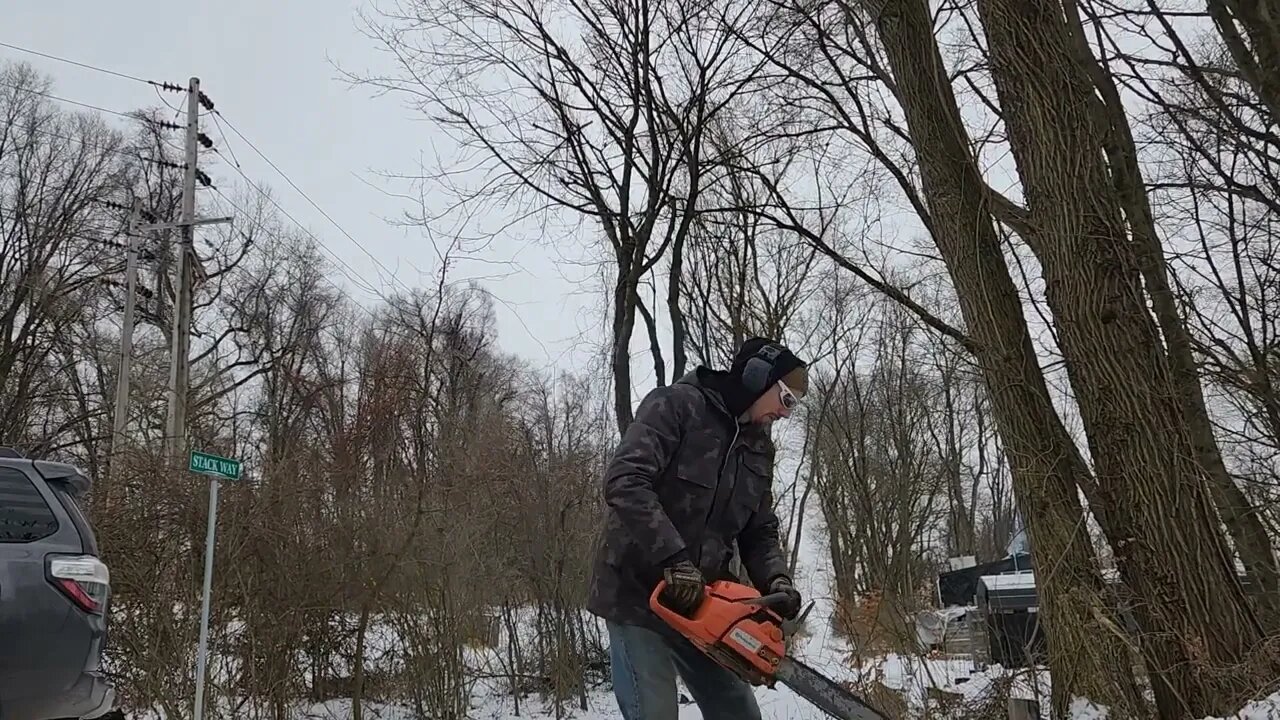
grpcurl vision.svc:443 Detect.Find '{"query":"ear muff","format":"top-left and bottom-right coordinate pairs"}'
top-left (740, 342), bottom-right (783, 396)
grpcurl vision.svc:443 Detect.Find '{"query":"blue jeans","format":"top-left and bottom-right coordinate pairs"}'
top-left (606, 620), bottom-right (763, 720)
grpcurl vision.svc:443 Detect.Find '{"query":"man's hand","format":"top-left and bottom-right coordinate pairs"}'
top-left (769, 575), bottom-right (802, 620)
top-left (658, 559), bottom-right (706, 617)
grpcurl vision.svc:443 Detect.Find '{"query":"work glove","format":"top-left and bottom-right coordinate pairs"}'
top-left (768, 575), bottom-right (802, 620)
top-left (658, 558), bottom-right (706, 617)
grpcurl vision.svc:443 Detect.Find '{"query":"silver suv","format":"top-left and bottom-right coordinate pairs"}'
top-left (0, 448), bottom-right (115, 719)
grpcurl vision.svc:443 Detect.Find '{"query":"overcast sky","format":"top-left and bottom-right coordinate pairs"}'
top-left (4, 0), bottom-right (606, 376)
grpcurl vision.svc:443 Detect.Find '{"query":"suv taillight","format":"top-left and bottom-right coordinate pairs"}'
top-left (47, 555), bottom-right (110, 614)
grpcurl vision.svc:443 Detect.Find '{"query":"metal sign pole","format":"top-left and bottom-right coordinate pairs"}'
top-left (192, 475), bottom-right (220, 720)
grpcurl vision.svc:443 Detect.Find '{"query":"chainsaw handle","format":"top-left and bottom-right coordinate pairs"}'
top-left (650, 578), bottom-right (704, 616)
top-left (740, 591), bottom-right (793, 609)
top-left (650, 580), bottom-right (787, 609)
top-left (649, 579), bottom-right (788, 626)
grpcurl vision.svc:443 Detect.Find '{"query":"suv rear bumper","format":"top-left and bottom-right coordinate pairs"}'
top-left (80, 672), bottom-right (116, 719)
top-left (0, 671), bottom-right (115, 720)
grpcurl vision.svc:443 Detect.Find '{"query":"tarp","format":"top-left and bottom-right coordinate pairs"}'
top-left (914, 605), bottom-right (972, 647)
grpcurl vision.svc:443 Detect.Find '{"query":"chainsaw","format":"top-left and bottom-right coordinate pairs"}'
top-left (649, 579), bottom-right (886, 720)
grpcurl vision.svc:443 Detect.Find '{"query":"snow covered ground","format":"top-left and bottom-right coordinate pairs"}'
top-left (124, 463), bottom-right (1280, 720)
top-left (236, 637), bottom-right (1279, 720)
top-left (125, 598), bottom-right (1280, 719)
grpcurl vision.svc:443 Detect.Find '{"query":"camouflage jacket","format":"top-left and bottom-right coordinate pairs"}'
top-left (585, 369), bottom-right (790, 630)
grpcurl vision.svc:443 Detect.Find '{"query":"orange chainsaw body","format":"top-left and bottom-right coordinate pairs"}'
top-left (649, 579), bottom-right (788, 687)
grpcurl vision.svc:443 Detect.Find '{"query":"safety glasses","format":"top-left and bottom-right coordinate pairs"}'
top-left (778, 380), bottom-right (800, 410)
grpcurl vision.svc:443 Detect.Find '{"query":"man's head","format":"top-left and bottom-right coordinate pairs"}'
top-left (728, 337), bottom-right (808, 424)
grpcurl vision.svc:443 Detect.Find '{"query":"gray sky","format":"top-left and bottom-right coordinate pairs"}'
top-left (5, 0), bottom-right (604, 375)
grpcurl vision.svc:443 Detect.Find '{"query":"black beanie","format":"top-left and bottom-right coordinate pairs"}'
top-left (717, 337), bottom-right (808, 416)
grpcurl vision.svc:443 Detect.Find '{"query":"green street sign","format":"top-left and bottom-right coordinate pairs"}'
top-left (189, 450), bottom-right (242, 480)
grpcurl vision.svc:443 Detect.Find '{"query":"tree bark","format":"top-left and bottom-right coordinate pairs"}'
top-left (973, 0), bottom-right (1280, 714)
top-left (611, 250), bottom-right (643, 434)
top-left (868, 1), bottom-right (1144, 714)
top-left (1060, 0), bottom-right (1280, 628)
top-left (636, 293), bottom-right (668, 387)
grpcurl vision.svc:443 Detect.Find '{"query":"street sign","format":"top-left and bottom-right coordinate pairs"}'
top-left (188, 450), bottom-right (241, 480)
top-left (187, 447), bottom-right (243, 720)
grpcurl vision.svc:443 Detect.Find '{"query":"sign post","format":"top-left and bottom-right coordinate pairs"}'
top-left (188, 450), bottom-right (241, 720)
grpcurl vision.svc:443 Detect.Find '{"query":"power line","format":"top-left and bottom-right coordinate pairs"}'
top-left (208, 112), bottom-right (241, 170)
top-left (0, 79), bottom-right (146, 121)
top-left (0, 40), bottom-right (183, 92)
top-left (212, 109), bottom-right (414, 296)
top-left (4, 123), bottom-right (196, 184)
top-left (0, 56), bottom-right (541, 356)
top-left (0, 70), bottom-right (380, 310)
top-left (209, 181), bottom-right (384, 301)
top-left (2, 125), bottom-right (149, 163)
top-left (192, 103), bottom-right (382, 297)
top-left (207, 185), bottom-right (381, 321)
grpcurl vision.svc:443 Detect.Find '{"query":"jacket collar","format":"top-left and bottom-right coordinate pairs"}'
top-left (675, 368), bottom-right (730, 415)
top-left (676, 368), bottom-right (770, 447)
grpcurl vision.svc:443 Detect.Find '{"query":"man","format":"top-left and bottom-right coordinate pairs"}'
top-left (586, 337), bottom-right (808, 720)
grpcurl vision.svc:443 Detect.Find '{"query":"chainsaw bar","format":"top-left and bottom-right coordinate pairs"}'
top-left (775, 657), bottom-right (886, 720)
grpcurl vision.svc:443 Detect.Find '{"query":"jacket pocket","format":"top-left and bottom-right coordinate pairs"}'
top-left (675, 471), bottom-right (715, 489)
top-left (663, 469), bottom-right (715, 536)
top-left (726, 450), bottom-right (770, 533)
top-left (740, 448), bottom-right (772, 482)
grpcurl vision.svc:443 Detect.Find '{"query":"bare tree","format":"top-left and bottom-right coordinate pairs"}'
top-left (681, 141), bottom-right (823, 366)
top-left (972, 0), bottom-right (1279, 713)
top-left (809, 298), bottom-right (948, 619)
top-left (1083, 0), bottom-right (1280, 624)
top-left (0, 63), bottom-right (131, 458)
top-left (720, 2), bottom-right (1144, 713)
top-left (353, 0), bottom-right (766, 433)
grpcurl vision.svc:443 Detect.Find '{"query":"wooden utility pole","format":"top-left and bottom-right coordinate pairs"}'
top-left (138, 77), bottom-right (230, 464)
top-left (110, 199), bottom-right (143, 452)
top-left (164, 77), bottom-right (200, 464)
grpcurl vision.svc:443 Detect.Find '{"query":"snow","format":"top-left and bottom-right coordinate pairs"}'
top-left (1063, 690), bottom-right (1280, 720)
top-left (1069, 697), bottom-right (1110, 719)
top-left (114, 458), bottom-right (1280, 720)
top-left (118, 591), bottom-right (1280, 720)
top-left (979, 572), bottom-right (1037, 592)
top-left (1201, 689), bottom-right (1280, 720)
top-left (164, 663), bottom-right (1278, 720)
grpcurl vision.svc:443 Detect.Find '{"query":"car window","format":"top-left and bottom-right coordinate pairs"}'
top-left (0, 466), bottom-right (59, 542)
top-left (49, 480), bottom-right (97, 554)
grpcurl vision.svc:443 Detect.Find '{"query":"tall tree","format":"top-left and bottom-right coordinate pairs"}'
top-left (355, 0), bottom-right (763, 432)
top-left (730, 3), bottom-right (1143, 712)
top-left (973, 0), bottom-right (1279, 713)
top-left (1038, 0), bottom-right (1280, 624)
top-left (0, 62), bottom-right (130, 462)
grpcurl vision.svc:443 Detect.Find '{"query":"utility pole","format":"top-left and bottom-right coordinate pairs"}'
top-left (155, 78), bottom-right (230, 464)
top-left (165, 76), bottom-right (200, 465)
top-left (111, 200), bottom-right (143, 454)
top-left (104, 75), bottom-right (232, 720)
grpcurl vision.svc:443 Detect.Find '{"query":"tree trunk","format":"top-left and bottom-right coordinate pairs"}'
top-left (973, 0), bottom-right (1279, 714)
top-left (1205, 0), bottom-right (1280, 122)
top-left (611, 256), bottom-right (641, 434)
top-left (352, 604), bottom-right (369, 720)
top-left (941, 375), bottom-right (976, 557)
top-left (636, 294), bottom-right (668, 387)
top-left (869, 1), bottom-right (1145, 714)
top-left (1060, 0), bottom-right (1280, 627)
top-left (667, 227), bottom-right (690, 381)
